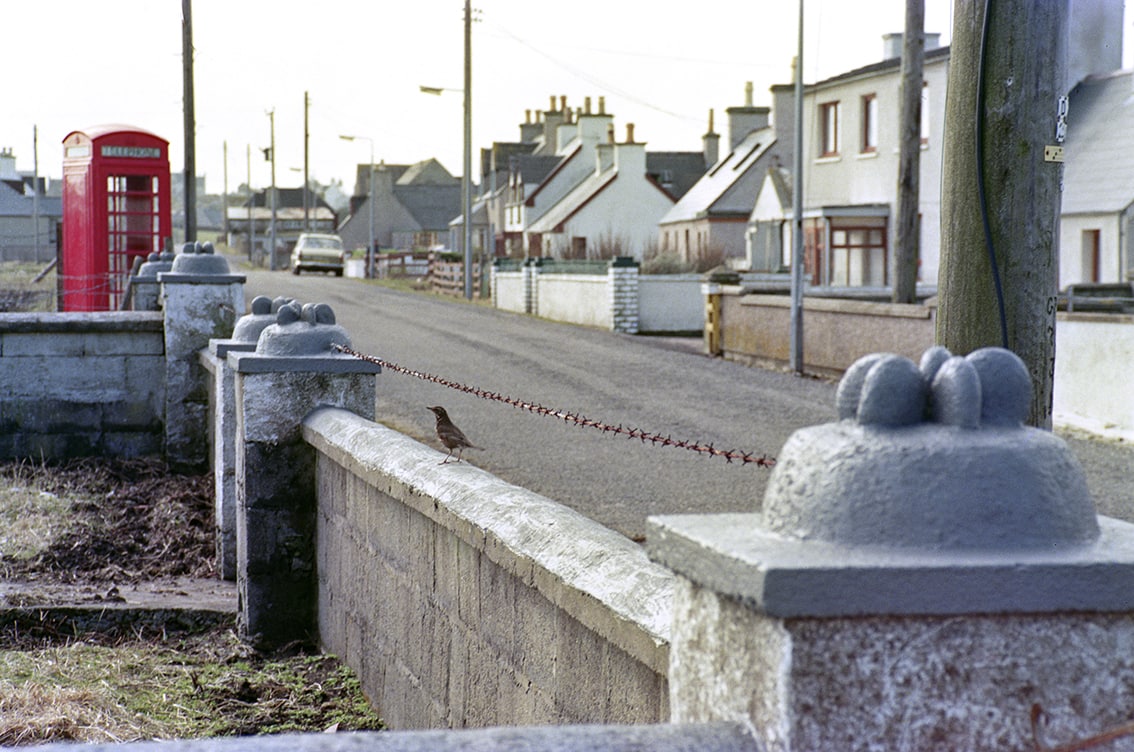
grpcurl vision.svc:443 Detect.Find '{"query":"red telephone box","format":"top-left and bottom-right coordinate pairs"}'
top-left (61, 125), bottom-right (172, 311)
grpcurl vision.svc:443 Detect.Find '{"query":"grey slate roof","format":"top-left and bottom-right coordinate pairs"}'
top-left (394, 184), bottom-right (462, 231)
top-left (1062, 69), bottom-right (1134, 215)
top-left (0, 180), bottom-right (62, 218)
top-left (646, 152), bottom-right (708, 200)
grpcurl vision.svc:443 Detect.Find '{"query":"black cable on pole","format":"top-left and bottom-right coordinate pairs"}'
top-left (976, 0), bottom-right (1011, 349)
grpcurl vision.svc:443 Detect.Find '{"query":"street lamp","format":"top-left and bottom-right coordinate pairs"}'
top-left (339, 134), bottom-right (375, 279)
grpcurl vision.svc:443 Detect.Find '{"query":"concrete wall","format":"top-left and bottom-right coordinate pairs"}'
top-left (1054, 312), bottom-right (1134, 439)
top-left (493, 270), bottom-right (526, 314)
top-left (639, 275), bottom-right (703, 333)
top-left (719, 290), bottom-right (935, 376)
top-left (537, 274), bottom-right (611, 329)
top-left (492, 263), bottom-right (705, 334)
top-left (0, 312), bottom-right (165, 458)
top-left (302, 408), bottom-right (674, 730)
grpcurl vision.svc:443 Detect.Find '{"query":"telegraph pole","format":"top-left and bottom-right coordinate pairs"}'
top-left (789, 1), bottom-right (805, 374)
top-left (893, 0), bottom-right (924, 304)
top-left (303, 91), bottom-right (311, 231)
top-left (462, 0), bottom-right (474, 299)
top-left (938, 0), bottom-right (1068, 428)
top-left (32, 125), bottom-right (41, 263)
top-left (268, 109), bottom-right (278, 271)
top-left (182, 0), bottom-right (197, 242)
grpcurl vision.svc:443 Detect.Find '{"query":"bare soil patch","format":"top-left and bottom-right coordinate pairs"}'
top-left (0, 457), bottom-right (383, 745)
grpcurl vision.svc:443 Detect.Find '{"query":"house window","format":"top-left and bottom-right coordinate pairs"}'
top-left (830, 218), bottom-right (888, 287)
top-left (861, 94), bottom-right (878, 153)
top-left (820, 101), bottom-right (840, 157)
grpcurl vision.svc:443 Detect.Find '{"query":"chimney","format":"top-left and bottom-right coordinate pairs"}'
top-left (520, 109), bottom-right (542, 143)
top-left (703, 109), bottom-right (720, 168)
top-left (625, 123), bottom-right (635, 143)
top-left (883, 32), bottom-right (943, 61)
top-left (598, 96), bottom-right (606, 115)
top-left (584, 96), bottom-right (592, 115)
top-left (726, 83), bottom-right (770, 150)
top-left (883, 33), bottom-right (903, 60)
top-left (538, 97), bottom-right (568, 155)
top-left (0, 148), bottom-right (16, 181)
top-left (560, 95), bottom-right (568, 113)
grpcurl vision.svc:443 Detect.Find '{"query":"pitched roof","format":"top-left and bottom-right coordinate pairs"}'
top-left (0, 180), bottom-right (62, 217)
top-left (659, 127), bottom-right (776, 224)
top-left (646, 152), bottom-right (708, 200)
top-left (1062, 69), bottom-right (1134, 215)
top-left (394, 183), bottom-right (462, 231)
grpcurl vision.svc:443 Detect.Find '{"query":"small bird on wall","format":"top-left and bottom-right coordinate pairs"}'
top-left (427, 406), bottom-right (481, 464)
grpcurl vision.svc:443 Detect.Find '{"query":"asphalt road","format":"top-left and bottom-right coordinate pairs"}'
top-left (240, 269), bottom-right (1134, 538)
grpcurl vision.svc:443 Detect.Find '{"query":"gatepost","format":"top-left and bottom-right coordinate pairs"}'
top-left (649, 346), bottom-right (1134, 751)
top-left (200, 295), bottom-right (292, 581)
top-left (129, 248), bottom-right (174, 311)
top-left (228, 301), bottom-right (380, 648)
top-left (159, 241), bottom-right (245, 470)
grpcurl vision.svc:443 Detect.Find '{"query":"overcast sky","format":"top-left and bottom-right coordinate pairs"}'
top-left (3, 1), bottom-right (1125, 195)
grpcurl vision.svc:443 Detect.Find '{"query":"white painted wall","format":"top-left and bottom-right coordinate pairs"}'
top-left (494, 271), bottom-right (526, 313)
top-left (1059, 213), bottom-right (1123, 286)
top-left (1053, 313), bottom-right (1134, 440)
top-left (536, 274), bottom-right (611, 329)
top-left (639, 275), bottom-right (704, 333)
top-left (801, 54), bottom-right (949, 284)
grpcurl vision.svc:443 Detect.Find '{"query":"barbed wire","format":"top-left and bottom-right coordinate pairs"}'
top-left (333, 343), bottom-right (776, 468)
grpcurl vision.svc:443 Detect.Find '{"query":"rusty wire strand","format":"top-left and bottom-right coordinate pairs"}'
top-left (334, 343), bottom-right (776, 468)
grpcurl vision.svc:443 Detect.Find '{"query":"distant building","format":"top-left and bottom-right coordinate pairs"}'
top-left (0, 148), bottom-right (60, 263)
top-left (658, 87), bottom-right (782, 268)
top-left (338, 158), bottom-right (461, 252)
top-left (226, 187), bottom-right (337, 258)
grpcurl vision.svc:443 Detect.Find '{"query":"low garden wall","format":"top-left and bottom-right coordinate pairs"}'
top-left (717, 288), bottom-right (936, 376)
top-left (0, 312), bottom-right (166, 458)
top-left (1054, 312), bottom-right (1134, 439)
top-left (302, 408), bottom-right (674, 729)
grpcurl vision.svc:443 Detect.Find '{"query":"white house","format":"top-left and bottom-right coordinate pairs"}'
top-left (527, 125), bottom-right (675, 259)
top-left (1059, 68), bottom-right (1134, 286)
top-left (658, 86), bottom-right (781, 267)
top-left (783, 33), bottom-right (949, 289)
top-left (504, 97), bottom-right (613, 255)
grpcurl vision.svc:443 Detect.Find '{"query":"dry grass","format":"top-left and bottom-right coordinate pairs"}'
top-left (0, 458), bottom-right (383, 744)
top-left (0, 260), bottom-right (57, 312)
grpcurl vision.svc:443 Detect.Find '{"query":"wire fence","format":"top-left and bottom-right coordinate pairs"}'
top-left (333, 343), bottom-right (777, 468)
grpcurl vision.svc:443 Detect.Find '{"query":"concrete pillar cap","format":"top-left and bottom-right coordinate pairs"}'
top-left (255, 301), bottom-right (351, 356)
top-left (169, 241), bottom-right (232, 275)
top-left (232, 295), bottom-right (294, 343)
top-left (136, 249), bottom-right (175, 278)
top-left (763, 346), bottom-right (1098, 551)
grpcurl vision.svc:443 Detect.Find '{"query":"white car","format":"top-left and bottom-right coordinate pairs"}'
top-left (290, 233), bottom-right (345, 276)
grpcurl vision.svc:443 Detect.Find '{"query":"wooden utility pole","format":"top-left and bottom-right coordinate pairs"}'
top-left (303, 91), bottom-right (310, 231)
top-left (893, 0), bottom-right (924, 304)
top-left (937, 0), bottom-right (1067, 428)
top-left (182, 0), bottom-right (197, 242)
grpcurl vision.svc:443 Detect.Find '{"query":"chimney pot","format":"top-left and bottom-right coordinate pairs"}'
top-left (585, 96), bottom-right (592, 115)
top-left (599, 96), bottom-right (606, 114)
top-left (626, 123), bottom-right (635, 143)
top-left (550, 95), bottom-right (556, 111)
top-left (708, 108), bottom-right (716, 134)
top-left (525, 109), bottom-right (531, 124)
top-left (745, 81), bottom-right (754, 107)
top-left (560, 95), bottom-right (568, 113)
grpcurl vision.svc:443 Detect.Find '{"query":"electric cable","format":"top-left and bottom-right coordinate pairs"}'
top-left (976, 0), bottom-right (1011, 348)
